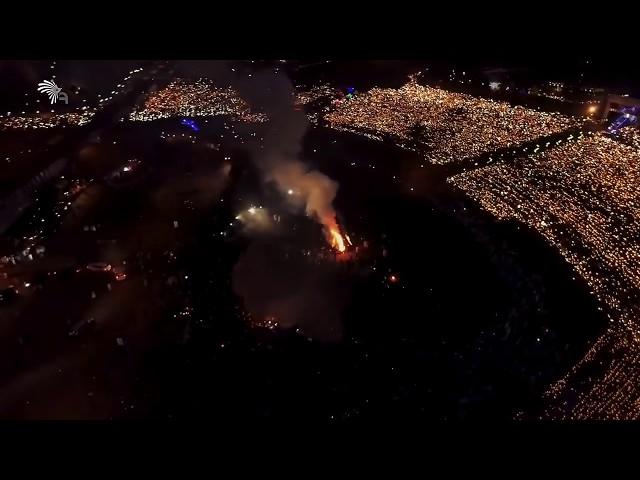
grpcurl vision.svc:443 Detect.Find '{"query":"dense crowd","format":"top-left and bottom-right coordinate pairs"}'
top-left (325, 79), bottom-right (582, 164)
top-left (612, 126), bottom-right (640, 151)
top-left (129, 79), bottom-right (267, 123)
top-left (542, 327), bottom-right (640, 420)
top-left (0, 110), bottom-right (94, 130)
top-left (450, 133), bottom-right (640, 329)
top-left (294, 84), bottom-right (341, 106)
top-left (450, 133), bottom-right (640, 419)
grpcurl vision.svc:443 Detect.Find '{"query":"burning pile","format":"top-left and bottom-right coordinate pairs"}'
top-left (328, 226), bottom-right (352, 254)
top-left (329, 227), bottom-right (346, 253)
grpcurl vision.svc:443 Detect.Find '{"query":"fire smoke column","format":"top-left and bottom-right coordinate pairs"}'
top-left (234, 69), bottom-right (345, 251)
top-left (268, 161), bottom-right (344, 251)
top-left (228, 65), bottom-right (352, 341)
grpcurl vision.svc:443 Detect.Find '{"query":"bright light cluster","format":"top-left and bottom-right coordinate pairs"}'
top-left (451, 133), bottom-right (640, 329)
top-left (542, 327), bottom-right (640, 420)
top-left (325, 79), bottom-right (581, 164)
top-left (449, 133), bottom-right (640, 418)
top-left (0, 65), bottom-right (146, 131)
top-left (294, 84), bottom-right (340, 106)
top-left (0, 110), bottom-right (94, 130)
top-left (129, 79), bottom-right (267, 123)
top-left (612, 126), bottom-right (640, 151)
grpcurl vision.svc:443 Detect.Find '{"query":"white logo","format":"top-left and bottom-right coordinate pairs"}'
top-left (37, 80), bottom-right (68, 104)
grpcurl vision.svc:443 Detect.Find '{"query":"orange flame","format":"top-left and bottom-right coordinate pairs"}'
top-left (329, 227), bottom-right (346, 253)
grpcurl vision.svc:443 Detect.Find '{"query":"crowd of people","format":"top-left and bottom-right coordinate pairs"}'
top-left (0, 110), bottom-right (94, 130)
top-left (294, 84), bottom-right (340, 106)
top-left (450, 133), bottom-right (640, 329)
top-left (325, 79), bottom-right (582, 164)
top-left (450, 132), bottom-right (640, 419)
top-left (129, 79), bottom-right (267, 123)
top-left (613, 125), bottom-right (640, 151)
top-left (542, 325), bottom-right (640, 420)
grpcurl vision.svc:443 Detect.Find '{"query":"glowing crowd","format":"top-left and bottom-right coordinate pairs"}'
top-left (542, 327), bottom-right (640, 420)
top-left (129, 79), bottom-right (267, 123)
top-left (294, 84), bottom-right (341, 106)
top-left (325, 79), bottom-right (582, 164)
top-left (449, 132), bottom-right (640, 419)
top-left (613, 125), bottom-right (640, 151)
top-left (0, 110), bottom-right (94, 130)
top-left (450, 133), bottom-right (640, 328)
top-left (0, 67), bottom-right (143, 131)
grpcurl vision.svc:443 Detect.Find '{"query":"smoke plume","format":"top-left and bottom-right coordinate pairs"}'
top-left (234, 69), bottom-right (341, 242)
top-left (174, 61), bottom-right (341, 237)
top-left (179, 62), bottom-right (347, 340)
